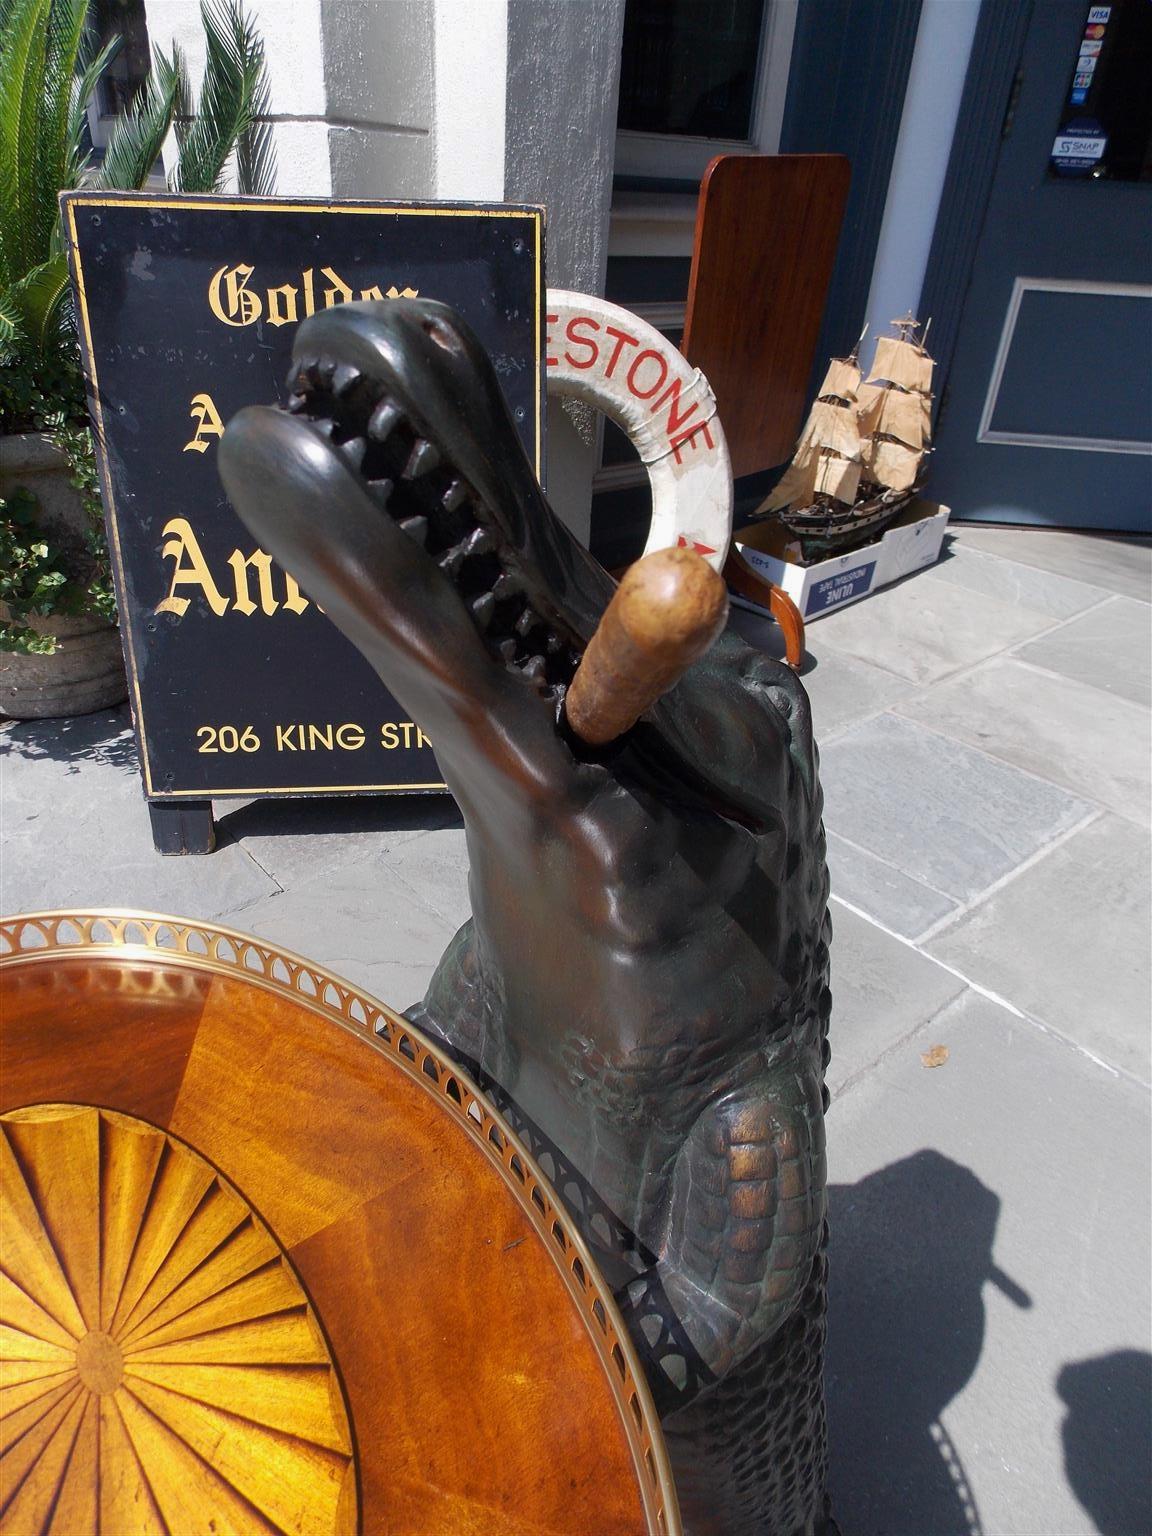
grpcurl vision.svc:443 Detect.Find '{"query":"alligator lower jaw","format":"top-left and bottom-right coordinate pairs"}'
top-left (287, 353), bottom-right (582, 704)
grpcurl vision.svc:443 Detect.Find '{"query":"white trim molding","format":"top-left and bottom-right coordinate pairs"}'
top-left (978, 277), bottom-right (1152, 456)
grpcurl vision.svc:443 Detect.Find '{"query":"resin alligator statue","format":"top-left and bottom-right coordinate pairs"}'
top-left (219, 299), bottom-right (836, 1536)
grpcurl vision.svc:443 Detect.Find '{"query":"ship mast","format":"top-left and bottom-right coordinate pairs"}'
top-left (857, 314), bottom-right (935, 495)
top-left (757, 346), bottom-right (865, 514)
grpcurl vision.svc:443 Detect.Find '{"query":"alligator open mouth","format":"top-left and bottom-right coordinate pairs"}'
top-left (273, 303), bottom-right (593, 707)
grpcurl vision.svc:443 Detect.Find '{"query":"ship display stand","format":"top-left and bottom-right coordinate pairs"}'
top-left (734, 317), bottom-right (951, 626)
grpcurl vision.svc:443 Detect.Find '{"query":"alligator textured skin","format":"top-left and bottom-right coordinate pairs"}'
top-left (219, 300), bottom-right (836, 1536)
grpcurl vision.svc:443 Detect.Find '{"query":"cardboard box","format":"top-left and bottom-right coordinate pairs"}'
top-left (733, 498), bottom-right (951, 621)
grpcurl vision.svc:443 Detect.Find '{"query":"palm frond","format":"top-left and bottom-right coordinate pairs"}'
top-left (171, 43), bottom-right (193, 155)
top-left (0, 287), bottom-right (21, 363)
top-left (39, 0), bottom-right (88, 207)
top-left (66, 31), bottom-right (122, 185)
top-left (233, 36), bottom-right (275, 197)
top-left (171, 0), bottom-right (274, 194)
top-left (0, 0), bottom-right (53, 285)
top-left (97, 45), bottom-right (181, 190)
top-left (5, 252), bottom-right (71, 356)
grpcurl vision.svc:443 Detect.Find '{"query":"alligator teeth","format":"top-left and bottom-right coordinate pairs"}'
top-left (497, 638), bottom-right (517, 663)
top-left (308, 356), bottom-right (336, 388)
top-left (439, 544), bottom-right (467, 578)
top-left (403, 438), bottom-right (440, 479)
top-left (493, 572), bottom-right (522, 601)
top-left (470, 592), bottom-right (496, 630)
top-left (307, 417), bottom-right (338, 441)
top-left (332, 362), bottom-right (361, 397)
top-left (398, 515), bottom-right (428, 546)
top-left (545, 632), bottom-right (564, 654)
top-left (364, 477), bottom-right (393, 507)
top-left (514, 606), bottom-right (538, 637)
top-left (368, 399), bottom-right (402, 441)
top-left (339, 437), bottom-right (367, 471)
top-left (286, 392), bottom-right (309, 414)
top-left (441, 479), bottom-right (468, 512)
top-left (520, 656), bottom-right (547, 683)
top-left (463, 527), bottom-right (494, 557)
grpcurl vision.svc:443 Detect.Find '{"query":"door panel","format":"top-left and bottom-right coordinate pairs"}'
top-left (981, 281), bottom-right (1151, 449)
top-left (931, 0), bottom-right (1152, 530)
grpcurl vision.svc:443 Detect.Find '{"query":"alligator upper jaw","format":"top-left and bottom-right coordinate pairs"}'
top-left (271, 299), bottom-right (624, 706)
top-left (286, 300), bottom-right (617, 663)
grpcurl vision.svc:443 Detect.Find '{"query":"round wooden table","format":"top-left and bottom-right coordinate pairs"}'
top-left (0, 911), bottom-right (678, 1536)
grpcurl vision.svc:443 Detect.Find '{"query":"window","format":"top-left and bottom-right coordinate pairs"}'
top-left (618, 0), bottom-right (769, 141)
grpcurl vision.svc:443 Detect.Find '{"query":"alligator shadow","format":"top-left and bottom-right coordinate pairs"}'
top-left (825, 1150), bottom-right (1031, 1535)
top-left (1058, 1349), bottom-right (1152, 1535)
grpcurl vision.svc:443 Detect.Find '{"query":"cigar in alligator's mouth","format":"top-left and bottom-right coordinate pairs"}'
top-left (283, 350), bottom-right (583, 703)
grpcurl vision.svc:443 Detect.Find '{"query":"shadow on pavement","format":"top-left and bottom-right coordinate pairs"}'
top-left (726, 604), bottom-right (820, 676)
top-left (0, 704), bottom-right (139, 774)
top-left (826, 1150), bottom-right (1031, 1535)
top-left (1058, 1349), bottom-right (1152, 1535)
top-left (217, 789), bottom-right (463, 843)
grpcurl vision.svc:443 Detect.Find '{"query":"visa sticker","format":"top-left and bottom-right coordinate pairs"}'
top-left (1086, 6), bottom-right (1111, 22)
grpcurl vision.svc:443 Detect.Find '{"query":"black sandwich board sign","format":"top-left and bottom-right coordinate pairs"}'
top-left (62, 192), bottom-right (544, 852)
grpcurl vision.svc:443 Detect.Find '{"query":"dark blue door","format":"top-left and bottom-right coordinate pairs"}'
top-left (931, 0), bottom-right (1151, 531)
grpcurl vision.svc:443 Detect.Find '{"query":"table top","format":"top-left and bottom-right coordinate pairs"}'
top-left (0, 911), bottom-right (678, 1536)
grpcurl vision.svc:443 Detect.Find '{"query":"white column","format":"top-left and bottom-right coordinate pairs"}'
top-left (434, 0), bottom-right (507, 199)
top-left (863, 0), bottom-right (982, 346)
top-left (504, 0), bottom-right (626, 542)
top-left (322, 0), bottom-right (435, 200)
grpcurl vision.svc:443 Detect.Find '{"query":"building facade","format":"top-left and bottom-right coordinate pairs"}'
top-left (110, 0), bottom-right (1150, 543)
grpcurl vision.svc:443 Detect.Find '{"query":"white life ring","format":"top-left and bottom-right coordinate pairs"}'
top-left (545, 290), bottom-right (732, 573)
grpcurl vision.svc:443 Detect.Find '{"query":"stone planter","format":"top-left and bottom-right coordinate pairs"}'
top-left (0, 432), bottom-right (127, 719)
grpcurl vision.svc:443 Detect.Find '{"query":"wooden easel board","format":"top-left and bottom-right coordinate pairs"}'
top-left (683, 155), bottom-right (850, 480)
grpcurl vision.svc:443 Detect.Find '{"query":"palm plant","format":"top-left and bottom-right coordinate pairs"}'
top-left (0, 0), bottom-right (275, 396)
top-left (0, 0), bottom-right (275, 661)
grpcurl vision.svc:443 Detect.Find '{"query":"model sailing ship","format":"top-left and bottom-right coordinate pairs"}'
top-left (749, 314), bottom-right (935, 562)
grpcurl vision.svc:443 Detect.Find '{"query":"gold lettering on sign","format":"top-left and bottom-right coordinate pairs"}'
top-left (273, 723), bottom-right (368, 751)
top-left (155, 520), bottom-right (313, 618)
top-left (227, 549), bottom-right (280, 616)
top-left (380, 722), bottom-right (431, 750)
top-left (208, 263), bottom-right (262, 326)
top-left (156, 518), bottom-right (229, 617)
top-left (207, 264), bottom-right (419, 328)
top-left (359, 285), bottom-right (419, 302)
top-left (266, 283), bottom-right (299, 327)
top-left (282, 574), bottom-right (310, 615)
top-left (321, 266), bottom-right (353, 307)
top-left (183, 391), bottom-right (226, 453)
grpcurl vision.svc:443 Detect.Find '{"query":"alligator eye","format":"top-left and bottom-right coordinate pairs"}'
top-left (424, 318), bottom-right (461, 354)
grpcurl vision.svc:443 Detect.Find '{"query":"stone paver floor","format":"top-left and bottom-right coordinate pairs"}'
top-left (3, 524), bottom-right (1150, 1535)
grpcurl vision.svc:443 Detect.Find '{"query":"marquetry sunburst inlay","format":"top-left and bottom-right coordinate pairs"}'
top-left (0, 1104), bottom-right (357, 1533)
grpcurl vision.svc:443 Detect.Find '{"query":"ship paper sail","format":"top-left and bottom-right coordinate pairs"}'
top-left (753, 315), bottom-right (936, 561)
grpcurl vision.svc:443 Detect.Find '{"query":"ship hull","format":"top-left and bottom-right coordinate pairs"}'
top-left (774, 487), bottom-right (918, 563)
